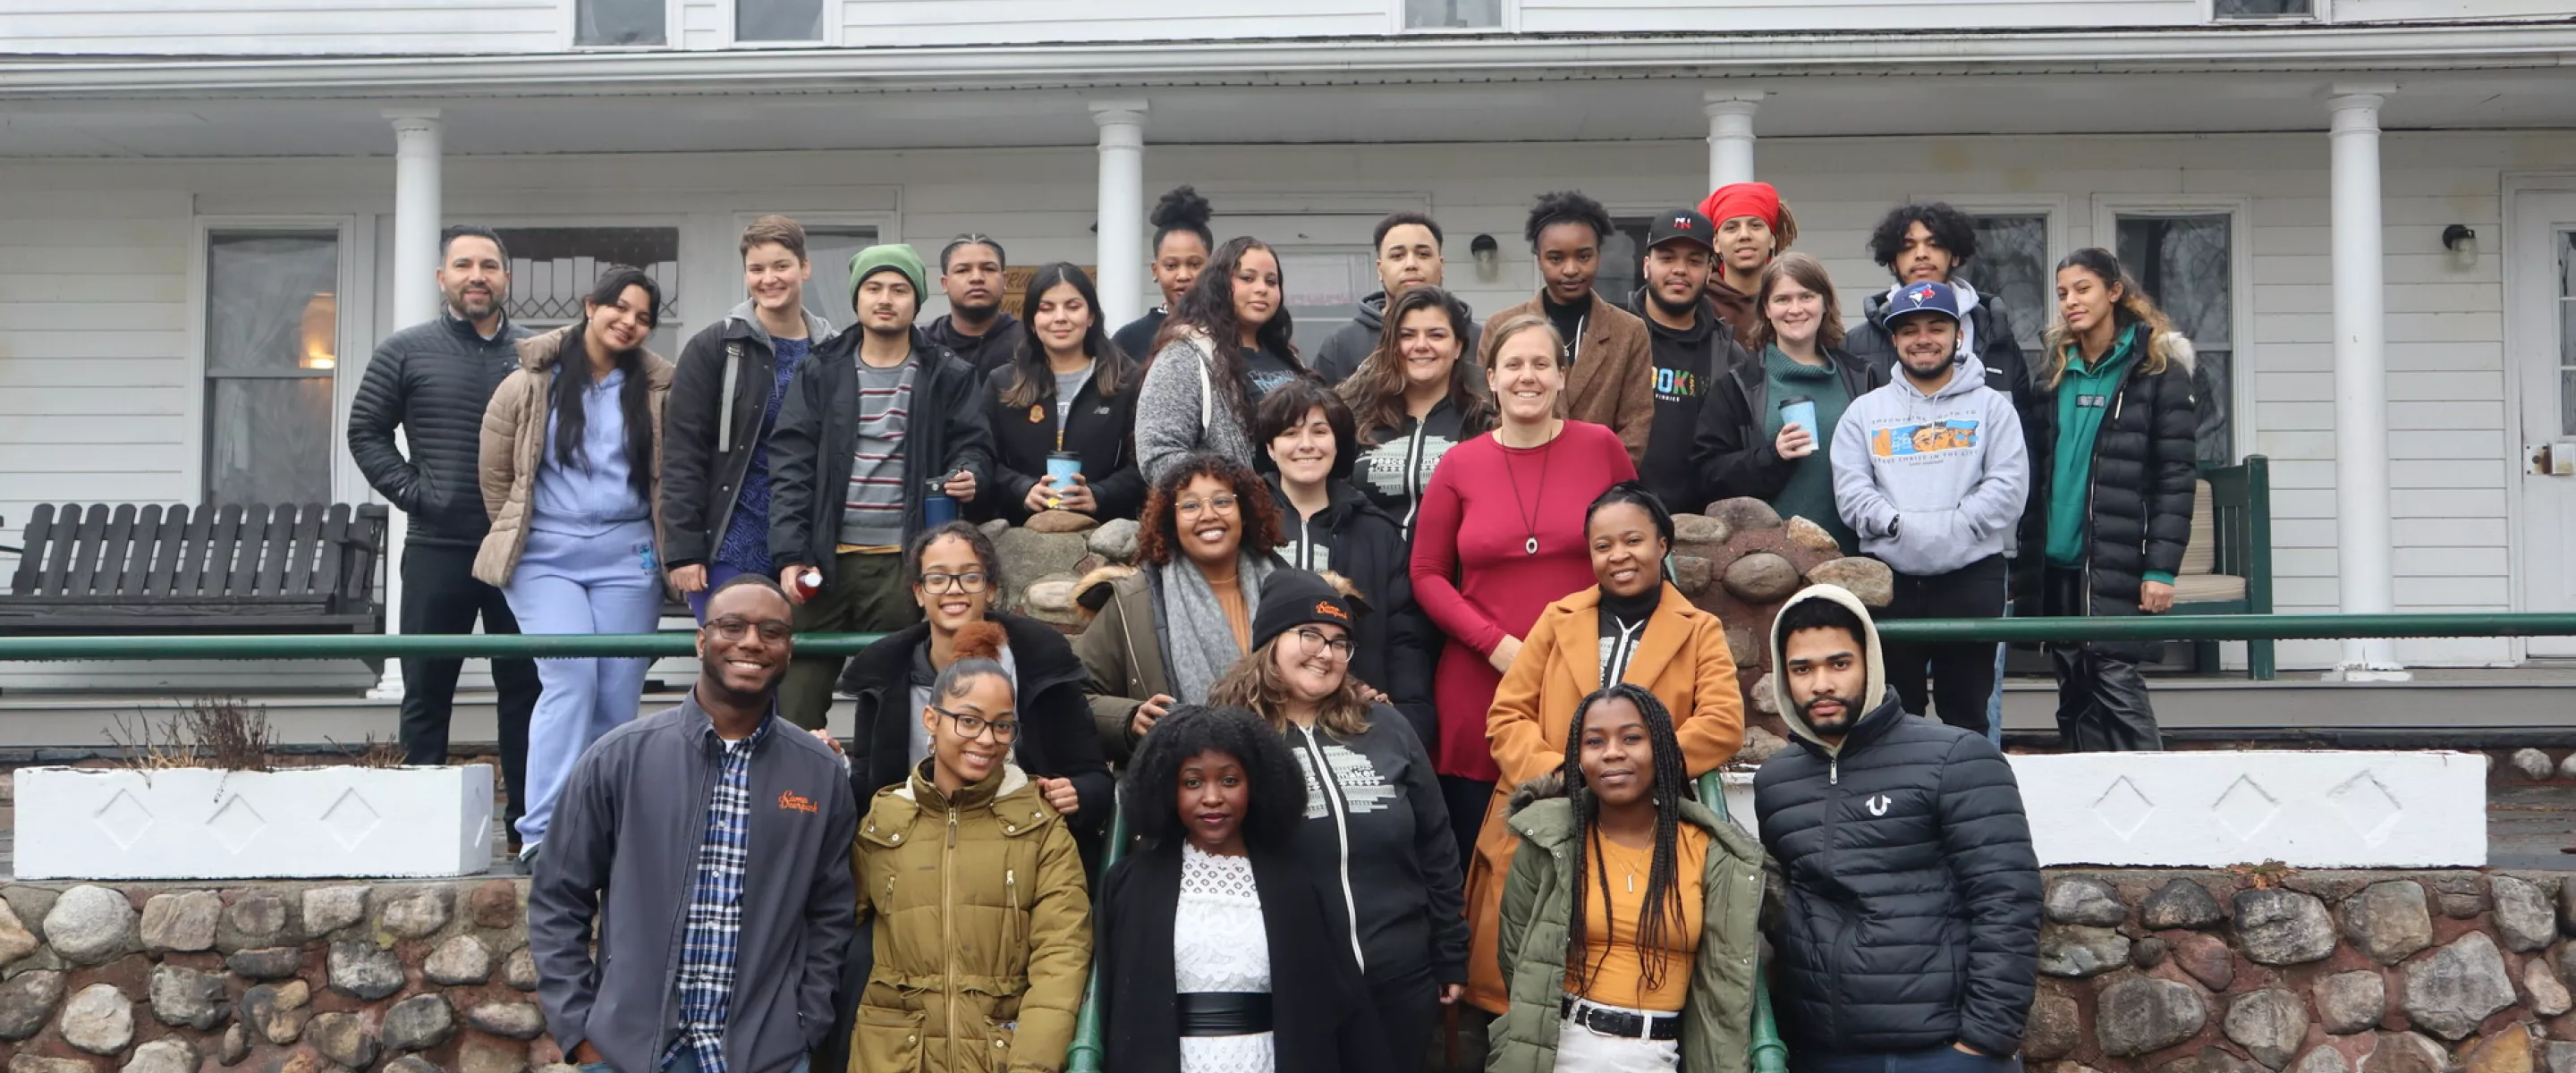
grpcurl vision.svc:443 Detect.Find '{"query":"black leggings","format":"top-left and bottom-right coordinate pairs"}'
top-left (1437, 774), bottom-right (1492, 871)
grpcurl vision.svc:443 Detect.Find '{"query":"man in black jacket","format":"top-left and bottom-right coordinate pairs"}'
top-left (767, 243), bottom-right (994, 730)
top-left (1753, 585), bottom-right (2041, 1069)
top-left (1313, 211), bottom-right (1479, 384)
top-left (1627, 206), bottom-right (1746, 512)
top-left (346, 224), bottom-right (541, 833)
top-left (923, 234), bottom-right (1027, 376)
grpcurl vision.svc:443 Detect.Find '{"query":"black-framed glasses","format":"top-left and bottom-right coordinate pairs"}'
top-left (918, 570), bottom-right (990, 595)
top-left (1292, 626), bottom-right (1355, 661)
top-left (932, 705), bottom-right (1019, 743)
top-left (706, 616), bottom-right (791, 643)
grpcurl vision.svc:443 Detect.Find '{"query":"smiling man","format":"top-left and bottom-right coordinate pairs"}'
top-left (1627, 206), bottom-right (1748, 513)
top-left (1753, 585), bottom-right (2039, 1073)
top-left (530, 576), bottom-right (858, 1073)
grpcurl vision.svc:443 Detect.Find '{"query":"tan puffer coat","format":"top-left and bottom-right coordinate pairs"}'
top-left (852, 762), bottom-right (1093, 1073)
top-left (471, 325), bottom-right (674, 587)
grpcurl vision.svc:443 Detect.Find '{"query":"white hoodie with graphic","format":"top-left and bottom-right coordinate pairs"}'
top-left (1829, 353), bottom-right (2029, 578)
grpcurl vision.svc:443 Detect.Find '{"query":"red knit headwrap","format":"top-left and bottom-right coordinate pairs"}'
top-left (1699, 182), bottom-right (1784, 232)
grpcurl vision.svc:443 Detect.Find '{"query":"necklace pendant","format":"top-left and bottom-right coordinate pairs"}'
top-left (1525, 536), bottom-right (1539, 555)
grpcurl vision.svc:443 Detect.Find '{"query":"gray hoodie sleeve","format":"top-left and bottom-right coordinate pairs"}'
top-left (1959, 395), bottom-right (2029, 545)
top-left (1831, 408), bottom-right (1898, 540)
top-left (1133, 340), bottom-right (1208, 486)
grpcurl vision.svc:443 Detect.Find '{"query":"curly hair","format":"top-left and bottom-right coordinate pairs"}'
top-left (1133, 452), bottom-right (1285, 567)
top-left (1151, 236), bottom-right (1303, 435)
top-left (1118, 704), bottom-right (1306, 852)
top-left (1866, 201), bottom-right (1980, 277)
top-left (901, 520), bottom-right (1005, 596)
top-left (1524, 190), bottom-right (1613, 249)
top-left (1150, 185), bottom-right (1216, 258)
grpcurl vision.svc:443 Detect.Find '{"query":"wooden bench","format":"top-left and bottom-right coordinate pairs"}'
top-left (0, 503), bottom-right (389, 636)
top-left (2175, 455), bottom-right (2275, 680)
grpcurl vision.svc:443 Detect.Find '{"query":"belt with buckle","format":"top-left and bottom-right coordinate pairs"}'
top-left (1561, 996), bottom-right (1682, 1041)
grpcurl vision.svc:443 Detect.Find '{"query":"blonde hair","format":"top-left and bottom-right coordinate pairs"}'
top-left (1748, 252), bottom-right (1845, 353)
top-left (2038, 247), bottom-right (2178, 391)
top-left (1207, 634), bottom-right (1374, 739)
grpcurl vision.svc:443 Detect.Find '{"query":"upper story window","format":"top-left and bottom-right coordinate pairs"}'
top-left (576, 0), bottom-right (665, 46)
top-left (2213, 0), bottom-right (2314, 18)
top-left (738, 0), bottom-right (825, 42)
top-left (1404, 0), bottom-right (1504, 30)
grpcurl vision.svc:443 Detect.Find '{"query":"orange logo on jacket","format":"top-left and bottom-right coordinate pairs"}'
top-left (778, 790), bottom-right (818, 814)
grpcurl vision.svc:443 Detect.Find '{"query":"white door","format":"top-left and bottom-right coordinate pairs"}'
top-left (2511, 189), bottom-right (2576, 657)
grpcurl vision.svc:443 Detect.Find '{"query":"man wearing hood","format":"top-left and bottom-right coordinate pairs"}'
top-left (1753, 584), bottom-right (2040, 1069)
top-left (1830, 282), bottom-right (2027, 734)
top-left (923, 234), bottom-right (1027, 376)
top-left (1629, 206), bottom-right (1748, 512)
top-left (1314, 210), bottom-right (1479, 384)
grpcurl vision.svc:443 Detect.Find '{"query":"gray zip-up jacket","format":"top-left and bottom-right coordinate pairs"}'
top-left (1828, 354), bottom-right (2028, 578)
top-left (529, 696), bottom-right (859, 1073)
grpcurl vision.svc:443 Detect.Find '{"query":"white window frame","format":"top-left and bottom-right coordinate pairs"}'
top-left (190, 215), bottom-right (361, 506)
top-left (2090, 194), bottom-right (2259, 466)
top-left (724, 0), bottom-right (838, 48)
top-left (562, 0), bottom-right (686, 50)
top-left (1391, 0), bottom-right (1518, 34)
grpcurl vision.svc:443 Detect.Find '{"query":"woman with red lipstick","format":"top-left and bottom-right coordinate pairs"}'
top-left (1095, 704), bottom-right (1395, 1073)
top-left (848, 622), bottom-right (1094, 1073)
top-left (1462, 483), bottom-right (1744, 1018)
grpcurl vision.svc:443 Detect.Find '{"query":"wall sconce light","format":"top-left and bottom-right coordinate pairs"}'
top-left (2442, 224), bottom-right (2477, 269)
top-left (1470, 233), bottom-right (1500, 279)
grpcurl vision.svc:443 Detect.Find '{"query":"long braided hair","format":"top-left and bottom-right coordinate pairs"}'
top-left (1562, 682), bottom-right (1693, 996)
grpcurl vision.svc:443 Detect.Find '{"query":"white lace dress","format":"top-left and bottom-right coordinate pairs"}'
top-left (1174, 842), bottom-right (1275, 1073)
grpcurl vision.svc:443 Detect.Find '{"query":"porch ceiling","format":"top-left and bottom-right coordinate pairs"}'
top-left (2, 68), bottom-right (2572, 157)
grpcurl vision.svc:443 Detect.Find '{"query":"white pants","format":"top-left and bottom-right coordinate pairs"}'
top-left (1558, 999), bottom-right (1682, 1073)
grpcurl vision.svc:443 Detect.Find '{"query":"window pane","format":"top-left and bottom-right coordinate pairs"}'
top-left (494, 226), bottom-right (683, 356)
top-left (737, 0), bottom-right (823, 40)
top-left (1277, 249), bottom-right (1374, 358)
top-left (208, 378), bottom-right (334, 506)
top-left (208, 233), bottom-right (338, 374)
top-left (1404, 0), bottom-right (1502, 28)
top-left (803, 224), bottom-right (882, 328)
top-left (577, 0), bottom-right (665, 45)
top-left (1596, 217), bottom-right (1652, 313)
top-left (2117, 214), bottom-right (2235, 465)
top-left (1966, 214), bottom-right (2049, 355)
top-left (2215, 0), bottom-right (2311, 16)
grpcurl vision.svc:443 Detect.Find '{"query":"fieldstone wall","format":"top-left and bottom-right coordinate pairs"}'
top-left (0, 879), bottom-right (558, 1073)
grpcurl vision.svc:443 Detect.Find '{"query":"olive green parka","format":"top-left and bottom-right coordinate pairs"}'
top-left (852, 762), bottom-right (1093, 1073)
top-left (1492, 775), bottom-right (1768, 1073)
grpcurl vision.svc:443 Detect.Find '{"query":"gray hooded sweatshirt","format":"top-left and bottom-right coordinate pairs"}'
top-left (1828, 353), bottom-right (2028, 578)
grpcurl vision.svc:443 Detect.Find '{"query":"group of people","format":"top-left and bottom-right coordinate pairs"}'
top-left (343, 175), bottom-right (2206, 1072)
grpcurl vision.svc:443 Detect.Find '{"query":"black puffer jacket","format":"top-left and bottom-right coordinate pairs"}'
top-left (1752, 587), bottom-right (2039, 1059)
top-left (346, 308), bottom-right (532, 548)
top-left (835, 612), bottom-right (1114, 841)
top-left (2016, 330), bottom-right (2199, 660)
top-left (767, 326), bottom-right (994, 587)
top-left (1267, 477), bottom-right (1438, 749)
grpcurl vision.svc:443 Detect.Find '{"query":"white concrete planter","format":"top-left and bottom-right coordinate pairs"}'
top-left (13, 765), bottom-right (494, 880)
top-left (1716, 750), bottom-right (2485, 869)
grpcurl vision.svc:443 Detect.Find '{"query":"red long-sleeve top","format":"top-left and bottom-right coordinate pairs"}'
top-left (1407, 420), bottom-right (1637, 780)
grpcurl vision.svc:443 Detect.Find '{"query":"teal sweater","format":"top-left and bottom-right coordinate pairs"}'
top-left (2045, 325), bottom-right (2174, 584)
top-left (1760, 346), bottom-right (1858, 553)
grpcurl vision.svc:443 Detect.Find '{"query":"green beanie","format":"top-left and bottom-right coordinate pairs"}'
top-left (847, 243), bottom-right (927, 308)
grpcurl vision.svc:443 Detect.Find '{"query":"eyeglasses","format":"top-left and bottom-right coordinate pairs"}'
top-left (1176, 494), bottom-right (1239, 518)
top-left (932, 705), bottom-right (1019, 743)
top-left (918, 570), bottom-right (990, 595)
top-left (1292, 627), bottom-right (1355, 662)
top-left (706, 617), bottom-right (791, 643)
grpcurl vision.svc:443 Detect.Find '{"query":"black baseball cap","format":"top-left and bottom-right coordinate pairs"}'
top-left (1647, 207), bottom-right (1716, 252)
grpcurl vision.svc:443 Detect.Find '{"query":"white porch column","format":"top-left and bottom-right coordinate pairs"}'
top-left (370, 108), bottom-right (443, 699)
top-left (2326, 86), bottom-right (2407, 680)
top-left (1702, 90), bottom-right (1764, 190)
top-left (1090, 100), bottom-right (1149, 329)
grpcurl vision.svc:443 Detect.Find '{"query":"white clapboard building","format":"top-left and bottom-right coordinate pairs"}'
top-left (2, 0), bottom-right (2575, 726)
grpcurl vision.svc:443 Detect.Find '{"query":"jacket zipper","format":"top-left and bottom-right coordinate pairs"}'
top-left (1293, 725), bottom-right (1368, 974)
top-left (1402, 421), bottom-right (1430, 534)
top-left (943, 805), bottom-right (961, 1072)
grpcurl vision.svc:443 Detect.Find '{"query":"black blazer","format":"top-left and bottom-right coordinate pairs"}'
top-left (980, 359), bottom-right (1146, 524)
top-left (1096, 841), bottom-right (1398, 1073)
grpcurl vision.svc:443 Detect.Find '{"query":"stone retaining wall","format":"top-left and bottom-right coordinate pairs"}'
top-left (1, 867), bottom-right (2572, 1073)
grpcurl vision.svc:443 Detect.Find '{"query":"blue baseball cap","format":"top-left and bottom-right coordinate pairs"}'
top-left (1878, 280), bottom-right (1963, 329)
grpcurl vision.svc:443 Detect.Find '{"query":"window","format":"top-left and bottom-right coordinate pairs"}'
top-left (2115, 213), bottom-right (2237, 465)
top-left (736, 0), bottom-right (824, 41)
top-left (205, 231), bottom-right (339, 506)
top-left (575, 0), bottom-right (665, 46)
top-left (801, 224), bottom-right (883, 327)
top-left (1403, 0), bottom-right (1503, 28)
top-left (1596, 216), bottom-right (1654, 311)
top-left (493, 226), bottom-right (683, 356)
top-left (1276, 249), bottom-right (1377, 358)
top-left (1965, 213), bottom-right (2052, 361)
top-left (2214, 0), bottom-right (2312, 17)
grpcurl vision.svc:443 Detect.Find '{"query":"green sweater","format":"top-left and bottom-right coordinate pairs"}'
top-left (2045, 325), bottom-right (2174, 584)
top-left (1759, 346), bottom-right (1858, 553)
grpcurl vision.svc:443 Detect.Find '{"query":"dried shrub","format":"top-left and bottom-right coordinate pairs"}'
top-left (324, 735), bottom-right (408, 769)
top-left (103, 698), bottom-right (275, 773)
